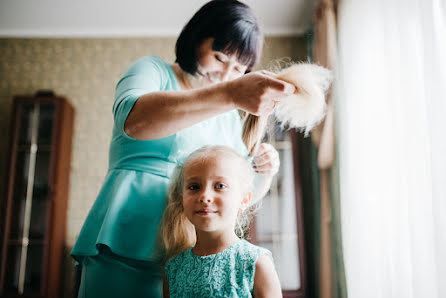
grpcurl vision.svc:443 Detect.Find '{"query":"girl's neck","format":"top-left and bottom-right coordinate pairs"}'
top-left (192, 230), bottom-right (240, 256)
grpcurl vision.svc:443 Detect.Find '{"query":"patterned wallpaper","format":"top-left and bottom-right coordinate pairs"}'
top-left (0, 36), bottom-right (308, 295)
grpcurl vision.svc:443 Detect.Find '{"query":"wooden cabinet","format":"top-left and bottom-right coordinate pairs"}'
top-left (0, 94), bottom-right (74, 297)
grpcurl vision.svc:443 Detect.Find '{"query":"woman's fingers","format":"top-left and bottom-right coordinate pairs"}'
top-left (253, 152), bottom-right (279, 167)
top-left (260, 70), bottom-right (278, 77)
top-left (229, 71), bottom-right (295, 116)
top-left (259, 70), bottom-right (296, 95)
top-left (252, 143), bottom-right (280, 175)
top-left (264, 75), bottom-right (296, 95)
top-left (253, 159), bottom-right (280, 174)
top-left (257, 73), bottom-right (295, 115)
top-left (262, 100), bottom-right (279, 115)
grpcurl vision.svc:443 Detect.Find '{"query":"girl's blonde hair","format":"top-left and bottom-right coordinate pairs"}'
top-left (160, 145), bottom-right (257, 261)
top-left (241, 112), bottom-right (268, 156)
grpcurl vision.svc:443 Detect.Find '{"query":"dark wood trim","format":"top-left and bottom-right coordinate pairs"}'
top-left (290, 131), bottom-right (308, 298)
top-left (42, 97), bottom-right (59, 297)
top-left (47, 97), bottom-right (74, 298)
top-left (0, 101), bottom-right (22, 294)
top-left (283, 289), bottom-right (306, 298)
top-left (0, 293), bottom-right (43, 298)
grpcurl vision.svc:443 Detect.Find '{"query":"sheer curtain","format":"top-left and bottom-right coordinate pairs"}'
top-left (336, 0), bottom-right (446, 297)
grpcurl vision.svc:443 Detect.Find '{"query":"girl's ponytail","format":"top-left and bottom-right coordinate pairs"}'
top-left (241, 113), bottom-right (268, 156)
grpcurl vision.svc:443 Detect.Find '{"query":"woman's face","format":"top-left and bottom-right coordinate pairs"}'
top-left (194, 38), bottom-right (248, 86)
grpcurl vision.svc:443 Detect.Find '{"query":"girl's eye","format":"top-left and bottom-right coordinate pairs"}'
top-left (187, 184), bottom-right (200, 191)
top-left (215, 183), bottom-right (227, 190)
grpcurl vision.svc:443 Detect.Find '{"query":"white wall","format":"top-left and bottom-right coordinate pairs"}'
top-left (0, 0), bottom-right (317, 37)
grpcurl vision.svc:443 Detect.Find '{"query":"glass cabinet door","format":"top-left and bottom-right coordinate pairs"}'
top-left (254, 127), bottom-right (302, 292)
top-left (4, 102), bottom-right (54, 294)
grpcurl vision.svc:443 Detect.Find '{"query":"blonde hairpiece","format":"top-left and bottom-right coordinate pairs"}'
top-left (274, 62), bottom-right (332, 136)
top-left (241, 60), bottom-right (332, 154)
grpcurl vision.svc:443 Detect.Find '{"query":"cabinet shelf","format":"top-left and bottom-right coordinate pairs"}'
top-left (7, 240), bottom-right (47, 246)
top-left (17, 144), bottom-right (52, 152)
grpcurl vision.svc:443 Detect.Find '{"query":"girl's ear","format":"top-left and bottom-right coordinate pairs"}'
top-left (240, 191), bottom-right (252, 210)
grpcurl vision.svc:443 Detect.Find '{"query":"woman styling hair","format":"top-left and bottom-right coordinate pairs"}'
top-left (71, 1), bottom-right (294, 297)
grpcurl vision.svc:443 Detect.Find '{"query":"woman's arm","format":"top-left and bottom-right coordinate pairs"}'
top-left (125, 83), bottom-right (232, 140)
top-left (125, 72), bottom-right (295, 140)
top-left (252, 143), bottom-right (280, 200)
top-left (253, 174), bottom-right (274, 201)
top-left (253, 254), bottom-right (282, 298)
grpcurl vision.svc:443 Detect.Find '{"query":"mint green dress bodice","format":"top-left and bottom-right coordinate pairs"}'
top-left (71, 56), bottom-right (248, 262)
top-left (165, 240), bottom-right (272, 297)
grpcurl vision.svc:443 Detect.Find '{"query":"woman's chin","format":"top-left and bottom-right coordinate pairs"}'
top-left (206, 77), bottom-right (222, 86)
top-left (199, 79), bottom-right (220, 88)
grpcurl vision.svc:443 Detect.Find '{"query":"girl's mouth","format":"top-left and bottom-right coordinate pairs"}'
top-left (196, 210), bottom-right (217, 215)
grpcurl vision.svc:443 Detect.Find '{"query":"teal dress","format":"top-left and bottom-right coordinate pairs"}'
top-left (165, 240), bottom-right (272, 297)
top-left (71, 56), bottom-right (248, 297)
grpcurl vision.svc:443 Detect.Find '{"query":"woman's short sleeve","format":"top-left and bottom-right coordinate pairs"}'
top-left (112, 56), bottom-right (164, 134)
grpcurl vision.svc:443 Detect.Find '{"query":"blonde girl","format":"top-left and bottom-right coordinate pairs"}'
top-left (161, 145), bottom-right (282, 298)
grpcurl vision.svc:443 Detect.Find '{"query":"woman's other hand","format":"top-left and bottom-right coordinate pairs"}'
top-left (226, 71), bottom-right (296, 116)
top-left (252, 143), bottom-right (280, 176)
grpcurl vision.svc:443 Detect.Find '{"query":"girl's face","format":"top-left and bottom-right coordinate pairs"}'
top-left (194, 38), bottom-right (248, 86)
top-left (181, 154), bottom-right (251, 235)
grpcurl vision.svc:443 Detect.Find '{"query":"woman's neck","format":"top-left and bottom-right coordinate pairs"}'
top-left (171, 63), bottom-right (194, 90)
top-left (192, 230), bottom-right (240, 256)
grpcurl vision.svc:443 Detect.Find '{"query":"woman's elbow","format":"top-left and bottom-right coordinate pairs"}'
top-left (124, 111), bottom-right (149, 139)
top-left (124, 116), bottom-right (138, 137)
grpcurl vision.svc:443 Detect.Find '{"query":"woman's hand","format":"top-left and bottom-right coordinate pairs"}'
top-left (226, 71), bottom-right (296, 116)
top-left (252, 143), bottom-right (280, 176)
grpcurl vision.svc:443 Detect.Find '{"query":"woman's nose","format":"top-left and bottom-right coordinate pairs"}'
top-left (221, 64), bottom-right (231, 82)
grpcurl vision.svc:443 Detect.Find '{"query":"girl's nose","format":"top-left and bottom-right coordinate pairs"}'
top-left (199, 189), bottom-right (213, 203)
top-left (199, 196), bottom-right (212, 203)
top-left (199, 197), bottom-right (211, 203)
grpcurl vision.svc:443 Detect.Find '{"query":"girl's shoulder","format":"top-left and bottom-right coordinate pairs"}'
top-left (165, 246), bottom-right (190, 261)
top-left (164, 247), bottom-right (194, 273)
top-left (236, 239), bottom-right (273, 262)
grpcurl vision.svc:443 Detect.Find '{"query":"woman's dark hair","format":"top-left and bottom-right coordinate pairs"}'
top-left (175, 0), bottom-right (263, 74)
